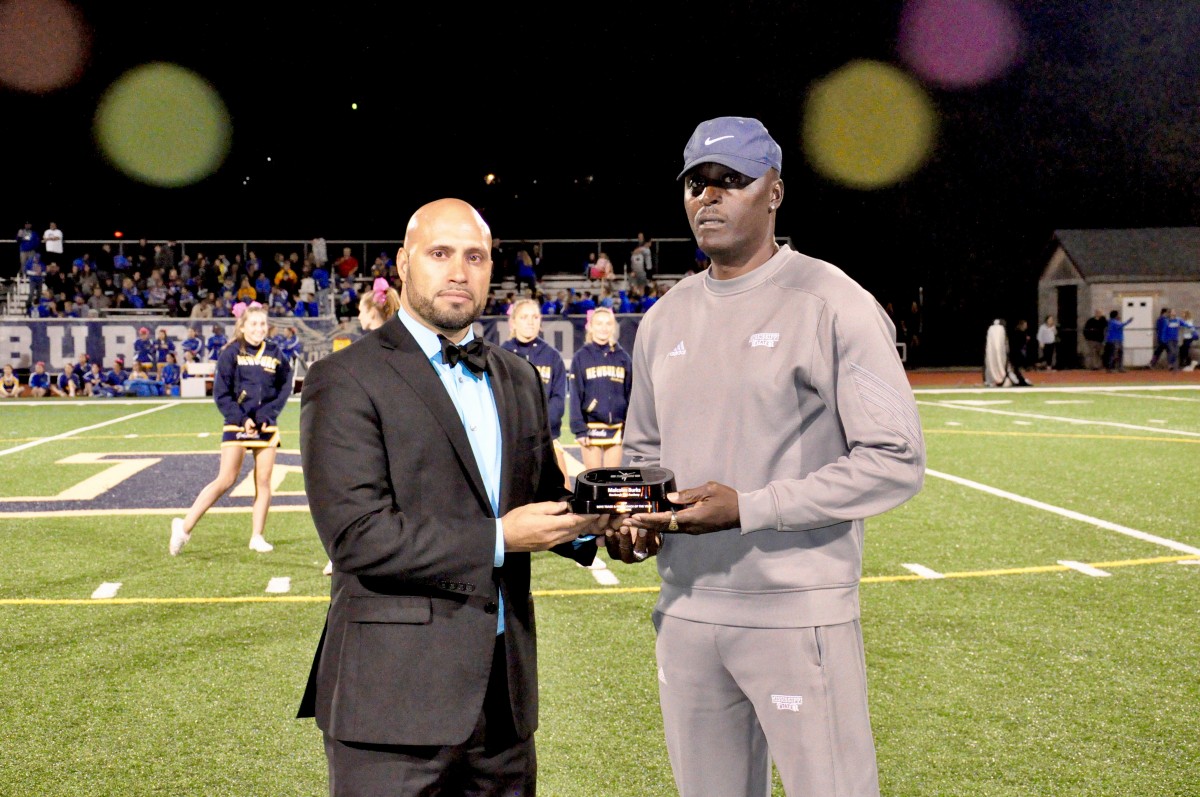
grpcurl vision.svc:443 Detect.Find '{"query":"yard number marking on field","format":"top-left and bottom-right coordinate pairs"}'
top-left (265, 577), bottom-right (291, 594)
top-left (1057, 560), bottom-right (1111, 577)
top-left (901, 563), bottom-right (944, 579)
top-left (0, 402), bottom-right (179, 458)
top-left (91, 582), bottom-right (122, 599)
top-left (925, 468), bottom-right (1200, 556)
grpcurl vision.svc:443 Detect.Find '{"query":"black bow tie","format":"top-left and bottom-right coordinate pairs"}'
top-left (439, 335), bottom-right (488, 375)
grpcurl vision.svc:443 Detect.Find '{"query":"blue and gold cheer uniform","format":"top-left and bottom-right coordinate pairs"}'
top-left (213, 339), bottom-right (293, 448)
top-left (569, 340), bottom-right (633, 447)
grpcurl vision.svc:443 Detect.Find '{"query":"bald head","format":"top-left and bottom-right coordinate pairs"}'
top-left (397, 198), bottom-right (494, 339)
top-left (403, 198), bottom-right (491, 252)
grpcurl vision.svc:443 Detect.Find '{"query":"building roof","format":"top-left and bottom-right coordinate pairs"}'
top-left (1052, 228), bottom-right (1200, 282)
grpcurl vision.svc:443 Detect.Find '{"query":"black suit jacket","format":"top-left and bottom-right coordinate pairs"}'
top-left (296, 316), bottom-right (594, 746)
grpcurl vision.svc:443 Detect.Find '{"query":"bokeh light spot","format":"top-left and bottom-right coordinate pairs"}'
top-left (93, 62), bottom-right (232, 188)
top-left (802, 59), bottom-right (938, 190)
top-left (898, 0), bottom-right (1023, 88)
top-left (0, 0), bottom-right (90, 93)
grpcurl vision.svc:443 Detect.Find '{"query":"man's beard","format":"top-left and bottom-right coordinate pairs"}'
top-left (407, 287), bottom-right (483, 332)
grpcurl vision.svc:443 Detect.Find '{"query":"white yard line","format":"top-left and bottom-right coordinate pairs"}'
top-left (91, 582), bottom-right (122, 599)
top-left (1093, 391), bottom-right (1200, 403)
top-left (925, 468), bottom-right (1200, 555)
top-left (912, 386), bottom-right (1200, 396)
top-left (1058, 560), bottom-right (1111, 577)
top-left (0, 402), bottom-right (179, 458)
top-left (917, 401), bottom-right (1200, 438)
top-left (901, 563), bottom-right (945, 579)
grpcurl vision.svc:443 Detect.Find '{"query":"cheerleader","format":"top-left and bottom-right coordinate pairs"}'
top-left (159, 352), bottom-right (181, 390)
top-left (357, 277), bottom-right (401, 333)
top-left (0, 364), bottom-right (20, 398)
top-left (28, 361), bottom-right (51, 397)
top-left (502, 298), bottom-right (570, 485)
top-left (319, 279), bottom-right (401, 576)
top-left (170, 302), bottom-right (293, 556)
top-left (569, 306), bottom-right (632, 470)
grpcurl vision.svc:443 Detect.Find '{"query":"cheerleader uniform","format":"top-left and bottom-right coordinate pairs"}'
top-left (213, 339), bottom-right (293, 449)
top-left (569, 340), bottom-right (633, 446)
top-left (0, 372), bottom-right (19, 397)
top-left (501, 336), bottom-right (568, 438)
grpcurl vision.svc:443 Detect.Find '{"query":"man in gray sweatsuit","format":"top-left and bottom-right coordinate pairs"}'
top-left (614, 116), bottom-right (926, 797)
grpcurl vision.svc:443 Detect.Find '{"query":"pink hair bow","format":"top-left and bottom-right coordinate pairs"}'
top-left (231, 300), bottom-right (263, 318)
top-left (372, 277), bottom-right (389, 303)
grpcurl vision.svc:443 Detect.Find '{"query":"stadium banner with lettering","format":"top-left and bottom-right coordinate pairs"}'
top-left (2, 314), bottom-right (646, 370)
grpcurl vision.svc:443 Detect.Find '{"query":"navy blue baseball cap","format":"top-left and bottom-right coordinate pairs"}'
top-left (677, 116), bottom-right (783, 180)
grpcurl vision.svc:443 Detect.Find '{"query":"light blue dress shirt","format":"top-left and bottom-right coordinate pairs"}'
top-left (397, 307), bottom-right (506, 634)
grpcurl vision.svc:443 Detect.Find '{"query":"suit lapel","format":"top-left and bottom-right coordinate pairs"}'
top-left (484, 340), bottom-right (518, 514)
top-left (378, 318), bottom-right (491, 514)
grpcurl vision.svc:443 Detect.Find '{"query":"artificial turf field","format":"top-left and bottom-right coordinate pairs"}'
top-left (1, 381), bottom-right (1198, 796)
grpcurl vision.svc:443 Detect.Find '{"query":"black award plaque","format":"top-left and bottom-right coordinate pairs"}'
top-left (572, 467), bottom-right (679, 514)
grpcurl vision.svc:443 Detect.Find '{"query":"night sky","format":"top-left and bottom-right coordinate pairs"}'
top-left (6, 0), bottom-right (1200, 364)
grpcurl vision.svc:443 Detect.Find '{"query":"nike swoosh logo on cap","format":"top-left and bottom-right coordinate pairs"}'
top-left (704, 135), bottom-right (734, 145)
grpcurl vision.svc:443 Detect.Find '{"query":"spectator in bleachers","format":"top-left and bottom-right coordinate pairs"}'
top-left (568, 289), bottom-right (596, 314)
top-left (0, 364), bottom-right (20, 398)
top-left (33, 285), bottom-right (58, 317)
top-left (236, 275), bottom-right (257, 304)
top-left (120, 276), bottom-right (145, 309)
top-left (334, 246), bottom-right (359, 281)
top-left (275, 256), bottom-right (299, 299)
top-left (638, 282), bottom-right (660, 312)
top-left (28, 361), bottom-right (51, 397)
top-left (269, 284), bottom-right (292, 317)
top-left (213, 297), bottom-right (232, 318)
top-left (515, 248), bottom-right (538, 294)
top-left (53, 361), bottom-right (80, 397)
top-left (87, 286), bottom-right (110, 314)
top-left (189, 293), bottom-right (213, 319)
top-left (67, 293), bottom-right (88, 318)
top-left (16, 222), bottom-right (39, 271)
top-left (26, 260), bottom-right (44, 305)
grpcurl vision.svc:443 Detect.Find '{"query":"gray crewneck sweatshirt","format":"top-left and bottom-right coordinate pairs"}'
top-left (624, 245), bottom-right (925, 628)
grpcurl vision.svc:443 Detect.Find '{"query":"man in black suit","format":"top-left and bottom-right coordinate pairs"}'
top-left (298, 198), bottom-right (603, 795)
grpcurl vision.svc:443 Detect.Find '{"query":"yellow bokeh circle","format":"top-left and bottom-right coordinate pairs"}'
top-left (803, 60), bottom-right (937, 189)
top-left (94, 62), bottom-right (232, 188)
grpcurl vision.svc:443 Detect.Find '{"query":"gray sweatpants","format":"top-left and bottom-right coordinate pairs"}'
top-left (654, 612), bottom-right (880, 797)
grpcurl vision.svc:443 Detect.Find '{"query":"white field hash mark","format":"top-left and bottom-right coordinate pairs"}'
top-left (1058, 560), bottom-right (1111, 577)
top-left (91, 582), bottom-right (122, 599)
top-left (265, 577), bottom-right (291, 594)
top-left (901, 563), bottom-right (945, 579)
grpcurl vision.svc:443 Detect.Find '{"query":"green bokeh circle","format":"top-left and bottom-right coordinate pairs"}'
top-left (94, 62), bottom-right (232, 187)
